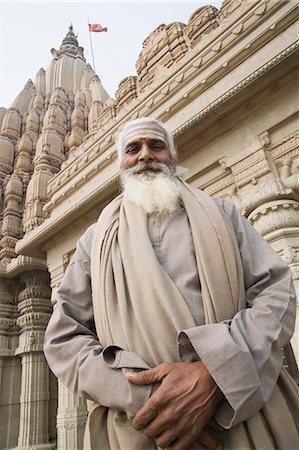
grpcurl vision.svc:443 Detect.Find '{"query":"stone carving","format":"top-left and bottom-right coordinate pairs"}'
top-left (115, 76), bottom-right (138, 111)
top-left (240, 175), bottom-right (282, 214)
top-left (11, 79), bottom-right (35, 117)
top-left (281, 246), bottom-right (296, 264)
top-left (0, 108), bottom-right (22, 143)
top-left (259, 131), bottom-right (271, 148)
top-left (219, 0), bottom-right (242, 18)
top-left (184, 6), bottom-right (219, 48)
top-left (15, 133), bottom-right (33, 175)
top-left (0, 107), bottom-right (7, 129)
top-left (247, 199), bottom-right (299, 236)
top-left (136, 22), bottom-right (188, 91)
top-left (0, 172), bottom-right (23, 261)
top-left (0, 136), bottom-right (15, 181)
top-left (88, 76), bottom-right (110, 132)
top-left (23, 148), bottom-right (54, 232)
top-left (291, 266), bottom-right (299, 280)
top-left (68, 90), bottom-right (87, 154)
top-left (15, 270), bottom-right (55, 450)
top-left (98, 98), bottom-right (117, 128)
top-left (280, 157), bottom-right (299, 194)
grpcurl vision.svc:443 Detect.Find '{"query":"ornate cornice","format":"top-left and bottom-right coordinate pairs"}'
top-left (0, 255), bottom-right (47, 278)
top-left (174, 41), bottom-right (299, 138)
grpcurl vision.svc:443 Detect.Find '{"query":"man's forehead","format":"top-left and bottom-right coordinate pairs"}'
top-left (125, 137), bottom-right (165, 145)
top-left (121, 121), bottom-right (168, 149)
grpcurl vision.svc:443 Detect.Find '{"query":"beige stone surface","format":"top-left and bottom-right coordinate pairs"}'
top-left (0, 1), bottom-right (298, 448)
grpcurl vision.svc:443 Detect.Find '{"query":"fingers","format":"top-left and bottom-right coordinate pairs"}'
top-left (143, 408), bottom-right (176, 439)
top-left (126, 363), bottom-right (174, 385)
top-left (196, 429), bottom-right (223, 449)
top-left (132, 401), bottom-right (159, 430)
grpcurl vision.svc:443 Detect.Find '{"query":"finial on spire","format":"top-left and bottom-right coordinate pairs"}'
top-left (50, 25), bottom-right (85, 59)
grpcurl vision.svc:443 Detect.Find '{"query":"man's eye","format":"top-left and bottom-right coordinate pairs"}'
top-left (152, 143), bottom-right (165, 150)
top-left (126, 146), bottom-right (139, 153)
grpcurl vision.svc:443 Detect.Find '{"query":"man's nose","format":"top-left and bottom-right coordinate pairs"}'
top-left (138, 143), bottom-right (154, 162)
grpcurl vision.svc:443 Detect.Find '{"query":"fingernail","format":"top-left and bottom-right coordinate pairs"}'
top-left (126, 372), bottom-right (137, 378)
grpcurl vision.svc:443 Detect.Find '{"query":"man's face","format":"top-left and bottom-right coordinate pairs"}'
top-left (120, 121), bottom-right (173, 171)
top-left (122, 137), bottom-right (172, 170)
top-left (119, 122), bottom-right (180, 215)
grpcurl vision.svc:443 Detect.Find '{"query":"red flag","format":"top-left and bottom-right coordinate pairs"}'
top-left (89, 23), bottom-right (108, 32)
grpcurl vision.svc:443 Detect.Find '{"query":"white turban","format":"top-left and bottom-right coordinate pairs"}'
top-left (116, 117), bottom-right (176, 163)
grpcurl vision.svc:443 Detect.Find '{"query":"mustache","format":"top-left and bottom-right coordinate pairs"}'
top-left (122, 161), bottom-right (175, 177)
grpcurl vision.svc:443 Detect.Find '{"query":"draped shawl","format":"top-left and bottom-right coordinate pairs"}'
top-left (85, 181), bottom-right (299, 450)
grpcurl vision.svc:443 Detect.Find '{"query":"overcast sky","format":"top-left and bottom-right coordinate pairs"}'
top-left (0, 1), bottom-right (222, 109)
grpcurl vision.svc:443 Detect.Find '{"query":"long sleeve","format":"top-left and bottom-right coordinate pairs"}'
top-left (178, 199), bottom-right (296, 428)
top-left (43, 225), bottom-right (152, 418)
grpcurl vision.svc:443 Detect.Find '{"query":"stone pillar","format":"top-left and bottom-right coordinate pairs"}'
top-left (49, 260), bottom-right (87, 450)
top-left (56, 382), bottom-right (87, 450)
top-left (248, 199), bottom-right (299, 366)
top-left (15, 270), bottom-right (54, 450)
top-left (0, 277), bottom-right (21, 449)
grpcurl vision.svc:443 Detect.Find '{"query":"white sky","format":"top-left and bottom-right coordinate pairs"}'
top-left (0, 1), bottom-right (223, 109)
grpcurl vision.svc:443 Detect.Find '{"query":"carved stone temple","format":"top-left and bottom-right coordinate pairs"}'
top-left (0, 1), bottom-right (298, 448)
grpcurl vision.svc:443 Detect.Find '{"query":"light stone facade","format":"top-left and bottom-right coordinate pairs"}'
top-left (0, 1), bottom-right (298, 448)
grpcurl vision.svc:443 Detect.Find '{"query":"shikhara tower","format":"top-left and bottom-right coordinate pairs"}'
top-left (0, 1), bottom-right (298, 448)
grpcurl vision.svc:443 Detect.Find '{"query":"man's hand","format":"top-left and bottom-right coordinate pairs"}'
top-left (126, 361), bottom-right (223, 449)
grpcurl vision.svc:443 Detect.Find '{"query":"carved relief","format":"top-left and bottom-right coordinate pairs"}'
top-left (115, 76), bottom-right (138, 111)
top-left (291, 266), bottom-right (299, 280)
top-left (0, 136), bottom-right (15, 180)
top-left (280, 157), bottom-right (299, 194)
top-left (247, 200), bottom-right (299, 236)
top-left (281, 246), bottom-right (296, 264)
top-left (98, 98), bottom-right (117, 128)
top-left (184, 6), bottom-right (219, 48)
top-left (239, 175), bottom-right (283, 215)
top-left (23, 149), bottom-right (54, 232)
top-left (136, 22), bottom-right (188, 91)
top-left (0, 108), bottom-right (22, 143)
top-left (68, 90), bottom-right (87, 154)
top-left (0, 172), bottom-right (23, 261)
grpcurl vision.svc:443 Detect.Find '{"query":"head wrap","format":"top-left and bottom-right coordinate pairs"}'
top-left (116, 117), bottom-right (177, 163)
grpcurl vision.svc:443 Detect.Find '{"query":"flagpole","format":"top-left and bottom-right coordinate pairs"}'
top-left (87, 16), bottom-right (96, 72)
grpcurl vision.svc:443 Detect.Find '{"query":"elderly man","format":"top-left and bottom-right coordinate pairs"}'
top-left (44, 117), bottom-right (299, 450)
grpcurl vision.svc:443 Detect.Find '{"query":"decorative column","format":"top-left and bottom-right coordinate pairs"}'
top-left (0, 278), bottom-right (21, 449)
top-left (15, 270), bottom-right (55, 450)
top-left (49, 259), bottom-right (87, 450)
top-left (56, 382), bottom-right (87, 450)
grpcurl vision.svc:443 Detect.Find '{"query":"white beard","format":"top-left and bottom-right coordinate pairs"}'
top-left (121, 162), bottom-right (182, 215)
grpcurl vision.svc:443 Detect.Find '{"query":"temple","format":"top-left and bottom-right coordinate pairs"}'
top-left (0, 1), bottom-right (298, 448)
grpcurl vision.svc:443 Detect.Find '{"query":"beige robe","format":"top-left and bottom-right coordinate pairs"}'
top-left (44, 183), bottom-right (298, 449)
